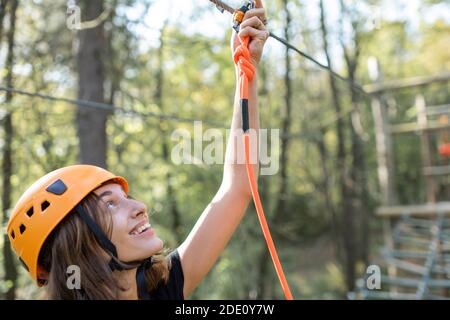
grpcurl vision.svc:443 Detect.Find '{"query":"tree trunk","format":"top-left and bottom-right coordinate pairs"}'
top-left (105, 1), bottom-right (118, 106)
top-left (0, 0), bottom-right (9, 45)
top-left (254, 60), bottom-right (272, 299)
top-left (315, 128), bottom-right (342, 262)
top-left (348, 77), bottom-right (370, 266)
top-left (274, 0), bottom-right (293, 225)
top-left (319, 0), bottom-right (356, 292)
top-left (76, 0), bottom-right (109, 168)
top-left (154, 24), bottom-right (183, 243)
top-left (339, 0), bottom-right (371, 266)
top-left (1, 0), bottom-right (19, 300)
top-left (349, 106), bottom-right (371, 265)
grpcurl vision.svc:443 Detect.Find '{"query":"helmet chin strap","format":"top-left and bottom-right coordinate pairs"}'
top-left (76, 204), bottom-right (155, 299)
top-left (75, 204), bottom-right (153, 272)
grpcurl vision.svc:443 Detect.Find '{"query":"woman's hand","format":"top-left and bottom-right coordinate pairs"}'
top-left (231, 0), bottom-right (269, 67)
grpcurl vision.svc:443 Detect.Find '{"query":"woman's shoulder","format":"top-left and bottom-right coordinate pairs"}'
top-left (167, 250), bottom-right (182, 270)
top-left (150, 249), bottom-right (185, 300)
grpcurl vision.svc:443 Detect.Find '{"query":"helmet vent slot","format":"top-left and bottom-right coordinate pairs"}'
top-left (46, 179), bottom-right (67, 195)
top-left (26, 207), bottom-right (34, 217)
top-left (41, 200), bottom-right (50, 212)
top-left (19, 224), bottom-right (26, 234)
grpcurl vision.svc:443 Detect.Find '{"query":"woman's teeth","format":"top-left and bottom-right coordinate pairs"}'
top-left (131, 223), bottom-right (151, 235)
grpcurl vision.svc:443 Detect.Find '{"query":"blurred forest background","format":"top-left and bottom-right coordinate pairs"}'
top-left (0, 0), bottom-right (449, 299)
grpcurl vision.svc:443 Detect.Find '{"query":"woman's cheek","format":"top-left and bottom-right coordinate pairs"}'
top-left (110, 215), bottom-right (127, 241)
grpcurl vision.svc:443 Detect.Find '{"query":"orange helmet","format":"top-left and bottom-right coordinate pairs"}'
top-left (7, 165), bottom-right (128, 284)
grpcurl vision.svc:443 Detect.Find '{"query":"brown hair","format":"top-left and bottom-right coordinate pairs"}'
top-left (38, 192), bottom-right (170, 299)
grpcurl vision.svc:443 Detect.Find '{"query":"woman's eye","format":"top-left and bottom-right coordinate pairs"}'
top-left (106, 201), bottom-right (116, 209)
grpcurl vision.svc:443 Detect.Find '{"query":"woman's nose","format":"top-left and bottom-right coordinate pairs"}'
top-left (130, 200), bottom-right (147, 219)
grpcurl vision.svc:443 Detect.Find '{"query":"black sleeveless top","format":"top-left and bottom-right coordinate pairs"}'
top-left (138, 250), bottom-right (185, 300)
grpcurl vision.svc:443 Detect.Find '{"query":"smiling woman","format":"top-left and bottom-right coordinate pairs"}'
top-left (7, 165), bottom-right (184, 300)
top-left (6, 1), bottom-right (270, 300)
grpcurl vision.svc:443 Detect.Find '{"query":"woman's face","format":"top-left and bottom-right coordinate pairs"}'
top-left (94, 183), bottom-right (163, 262)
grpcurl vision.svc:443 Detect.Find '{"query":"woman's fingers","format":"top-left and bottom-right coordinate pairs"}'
top-left (240, 16), bottom-right (265, 31)
top-left (243, 8), bottom-right (267, 26)
top-left (232, 2), bottom-right (268, 66)
top-left (243, 8), bottom-right (265, 21)
top-left (243, 8), bottom-right (267, 25)
top-left (254, 0), bottom-right (264, 9)
top-left (238, 25), bottom-right (269, 41)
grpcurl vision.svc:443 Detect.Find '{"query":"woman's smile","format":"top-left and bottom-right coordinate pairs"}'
top-left (129, 223), bottom-right (155, 238)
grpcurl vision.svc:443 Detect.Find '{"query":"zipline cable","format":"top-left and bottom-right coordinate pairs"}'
top-left (0, 86), bottom-right (225, 127)
top-left (209, 0), bottom-right (369, 96)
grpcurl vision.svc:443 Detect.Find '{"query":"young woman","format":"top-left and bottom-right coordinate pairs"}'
top-left (6, 2), bottom-right (269, 300)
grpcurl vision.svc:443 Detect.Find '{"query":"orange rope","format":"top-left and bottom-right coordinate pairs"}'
top-left (234, 36), bottom-right (294, 300)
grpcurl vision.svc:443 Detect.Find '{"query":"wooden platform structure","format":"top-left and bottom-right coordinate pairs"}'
top-left (358, 207), bottom-right (450, 300)
top-left (355, 66), bottom-right (450, 300)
